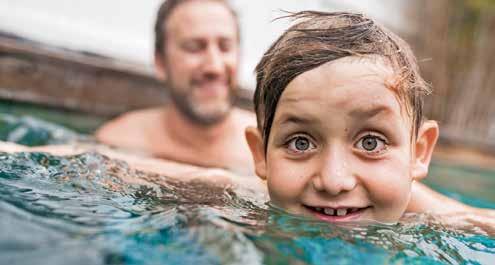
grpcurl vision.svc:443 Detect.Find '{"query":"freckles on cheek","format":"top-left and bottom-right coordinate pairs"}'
top-left (266, 157), bottom-right (307, 203)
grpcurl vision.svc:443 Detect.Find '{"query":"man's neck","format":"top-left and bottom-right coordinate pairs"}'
top-left (162, 104), bottom-right (233, 149)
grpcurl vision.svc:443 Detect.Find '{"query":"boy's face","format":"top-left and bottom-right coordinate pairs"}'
top-left (246, 56), bottom-right (438, 223)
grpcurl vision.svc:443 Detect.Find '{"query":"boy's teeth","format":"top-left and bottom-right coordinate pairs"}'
top-left (313, 207), bottom-right (361, 216)
top-left (337, 209), bottom-right (347, 216)
top-left (324, 208), bottom-right (335, 215)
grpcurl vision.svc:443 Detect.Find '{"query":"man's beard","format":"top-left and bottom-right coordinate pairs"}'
top-left (167, 82), bottom-right (237, 126)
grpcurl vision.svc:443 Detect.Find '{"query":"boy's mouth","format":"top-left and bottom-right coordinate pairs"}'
top-left (304, 205), bottom-right (371, 222)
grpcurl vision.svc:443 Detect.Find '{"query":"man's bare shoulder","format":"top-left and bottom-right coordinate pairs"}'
top-left (231, 108), bottom-right (257, 127)
top-left (95, 107), bottom-right (164, 149)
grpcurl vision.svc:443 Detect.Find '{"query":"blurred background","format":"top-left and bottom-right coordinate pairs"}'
top-left (0, 0), bottom-right (494, 160)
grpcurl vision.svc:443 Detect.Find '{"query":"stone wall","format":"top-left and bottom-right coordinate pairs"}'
top-left (0, 34), bottom-right (253, 117)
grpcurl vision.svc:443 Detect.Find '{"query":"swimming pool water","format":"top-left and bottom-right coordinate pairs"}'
top-left (0, 113), bottom-right (81, 146)
top-left (0, 114), bottom-right (494, 265)
top-left (0, 99), bottom-right (106, 134)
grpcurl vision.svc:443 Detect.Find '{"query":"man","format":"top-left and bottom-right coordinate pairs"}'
top-left (96, 0), bottom-right (255, 174)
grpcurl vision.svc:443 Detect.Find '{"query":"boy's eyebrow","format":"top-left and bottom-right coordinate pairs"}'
top-left (349, 105), bottom-right (392, 119)
top-left (276, 105), bottom-right (393, 126)
top-left (277, 113), bottom-right (319, 126)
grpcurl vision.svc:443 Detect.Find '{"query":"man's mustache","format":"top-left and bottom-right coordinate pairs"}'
top-left (191, 74), bottom-right (232, 87)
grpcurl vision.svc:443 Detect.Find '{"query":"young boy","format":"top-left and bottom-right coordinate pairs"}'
top-left (244, 11), bottom-right (479, 224)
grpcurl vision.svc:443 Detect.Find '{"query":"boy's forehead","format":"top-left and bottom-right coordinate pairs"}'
top-left (275, 56), bottom-right (412, 124)
top-left (300, 56), bottom-right (395, 87)
top-left (281, 56), bottom-right (396, 100)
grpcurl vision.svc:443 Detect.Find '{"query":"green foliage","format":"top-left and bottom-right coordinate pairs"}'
top-left (466, 0), bottom-right (495, 11)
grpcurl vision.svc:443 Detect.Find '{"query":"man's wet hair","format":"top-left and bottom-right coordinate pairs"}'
top-left (254, 11), bottom-right (430, 151)
top-left (154, 0), bottom-right (239, 56)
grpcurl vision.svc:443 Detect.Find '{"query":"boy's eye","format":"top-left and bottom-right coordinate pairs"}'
top-left (287, 136), bottom-right (316, 153)
top-left (355, 134), bottom-right (387, 154)
top-left (362, 137), bottom-right (378, 151)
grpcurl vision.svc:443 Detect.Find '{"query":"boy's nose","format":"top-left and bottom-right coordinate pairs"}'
top-left (312, 147), bottom-right (357, 196)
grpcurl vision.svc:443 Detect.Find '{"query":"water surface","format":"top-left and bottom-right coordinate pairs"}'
top-left (0, 114), bottom-right (494, 265)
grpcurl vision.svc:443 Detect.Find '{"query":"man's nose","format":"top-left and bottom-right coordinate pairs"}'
top-left (312, 146), bottom-right (357, 196)
top-left (202, 46), bottom-right (225, 76)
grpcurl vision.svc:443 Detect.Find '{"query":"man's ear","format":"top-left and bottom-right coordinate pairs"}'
top-left (411, 120), bottom-right (439, 181)
top-left (245, 126), bottom-right (267, 180)
top-left (154, 53), bottom-right (168, 81)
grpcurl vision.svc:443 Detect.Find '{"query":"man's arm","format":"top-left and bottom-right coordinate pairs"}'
top-left (409, 181), bottom-right (495, 235)
top-left (408, 181), bottom-right (473, 214)
top-left (0, 141), bottom-right (266, 193)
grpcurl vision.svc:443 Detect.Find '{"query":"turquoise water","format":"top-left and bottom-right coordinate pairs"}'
top-left (1, 114), bottom-right (495, 265)
top-left (0, 99), bottom-right (107, 134)
top-left (0, 113), bottom-right (80, 146)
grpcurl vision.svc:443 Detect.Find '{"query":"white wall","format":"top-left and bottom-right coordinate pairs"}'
top-left (0, 0), bottom-right (162, 64)
top-left (0, 0), bottom-right (407, 89)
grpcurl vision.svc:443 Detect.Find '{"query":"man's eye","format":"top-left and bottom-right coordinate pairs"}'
top-left (219, 40), bottom-right (233, 53)
top-left (355, 135), bottom-right (387, 154)
top-left (287, 136), bottom-right (315, 153)
top-left (182, 41), bottom-right (204, 52)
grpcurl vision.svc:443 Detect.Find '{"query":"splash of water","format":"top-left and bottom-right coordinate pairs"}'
top-left (0, 151), bottom-right (494, 265)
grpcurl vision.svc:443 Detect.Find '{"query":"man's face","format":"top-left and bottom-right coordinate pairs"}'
top-left (156, 0), bottom-right (239, 125)
top-left (255, 57), bottom-right (420, 224)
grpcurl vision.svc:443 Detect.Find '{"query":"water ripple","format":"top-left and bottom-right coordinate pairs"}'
top-left (0, 151), bottom-right (494, 265)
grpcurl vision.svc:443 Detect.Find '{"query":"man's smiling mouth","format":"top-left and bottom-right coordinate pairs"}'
top-left (304, 205), bottom-right (371, 222)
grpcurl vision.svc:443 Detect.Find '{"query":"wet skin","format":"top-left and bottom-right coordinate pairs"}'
top-left (247, 56), bottom-right (439, 223)
top-left (96, 0), bottom-right (256, 173)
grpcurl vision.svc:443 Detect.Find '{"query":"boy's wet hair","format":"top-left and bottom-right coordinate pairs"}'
top-left (254, 11), bottom-right (430, 151)
top-left (154, 0), bottom-right (239, 56)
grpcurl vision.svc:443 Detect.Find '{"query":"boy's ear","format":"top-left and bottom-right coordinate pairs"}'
top-left (245, 126), bottom-right (267, 180)
top-left (154, 53), bottom-right (168, 81)
top-left (411, 120), bottom-right (439, 181)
